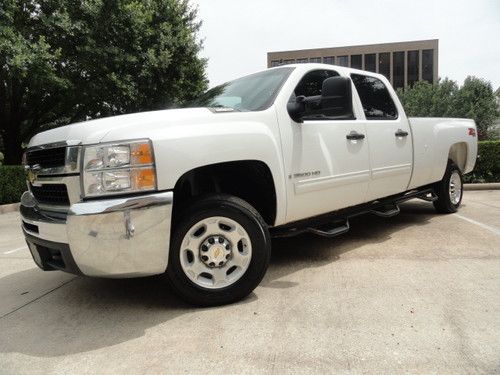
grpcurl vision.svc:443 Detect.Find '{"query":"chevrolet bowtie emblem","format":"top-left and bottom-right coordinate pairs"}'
top-left (25, 164), bottom-right (41, 184)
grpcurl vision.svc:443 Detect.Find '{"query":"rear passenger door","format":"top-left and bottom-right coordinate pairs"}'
top-left (351, 74), bottom-right (412, 200)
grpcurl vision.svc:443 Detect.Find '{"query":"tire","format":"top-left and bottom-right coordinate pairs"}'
top-left (166, 194), bottom-right (271, 306)
top-left (433, 161), bottom-right (463, 214)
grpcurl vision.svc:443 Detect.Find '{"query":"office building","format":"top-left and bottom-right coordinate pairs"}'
top-left (267, 39), bottom-right (438, 89)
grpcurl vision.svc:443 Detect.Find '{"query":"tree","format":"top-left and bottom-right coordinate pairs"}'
top-left (0, 0), bottom-right (208, 164)
top-left (452, 77), bottom-right (498, 139)
top-left (397, 77), bottom-right (498, 140)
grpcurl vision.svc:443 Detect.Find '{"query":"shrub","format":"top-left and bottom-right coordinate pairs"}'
top-left (464, 141), bottom-right (500, 183)
top-left (0, 166), bottom-right (27, 205)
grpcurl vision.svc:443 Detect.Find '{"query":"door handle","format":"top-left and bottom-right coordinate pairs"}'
top-left (395, 129), bottom-right (409, 137)
top-left (346, 131), bottom-right (365, 140)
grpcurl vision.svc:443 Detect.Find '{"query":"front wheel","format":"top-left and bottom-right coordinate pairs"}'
top-left (433, 161), bottom-right (463, 213)
top-left (167, 194), bottom-right (271, 306)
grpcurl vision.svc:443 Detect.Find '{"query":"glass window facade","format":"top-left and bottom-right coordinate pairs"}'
top-left (337, 55), bottom-right (349, 67)
top-left (378, 52), bottom-right (390, 80)
top-left (422, 49), bottom-right (434, 83)
top-left (364, 54), bottom-right (376, 72)
top-left (392, 51), bottom-right (405, 89)
top-left (350, 55), bottom-right (362, 69)
top-left (269, 42), bottom-right (437, 89)
top-left (323, 56), bottom-right (335, 65)
top-left (407, 50), bottom-right (419, 86)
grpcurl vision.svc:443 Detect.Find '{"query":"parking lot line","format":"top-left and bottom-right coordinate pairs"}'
top-left (3, 246), bottom-right (27, 255)
top-left (454, 214), bottom-right (500, 236)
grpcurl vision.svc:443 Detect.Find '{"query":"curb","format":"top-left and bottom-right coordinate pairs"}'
top-left (464, 183), bottom-right (500, 191)
top-left (0, 202), bottom-right (20, 214)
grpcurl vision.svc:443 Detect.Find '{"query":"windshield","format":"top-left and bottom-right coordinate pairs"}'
top-left (187, 67), bottom-right (294, 112)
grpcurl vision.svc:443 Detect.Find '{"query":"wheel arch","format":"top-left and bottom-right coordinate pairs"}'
top-left (448, 142), bottom-right (468, 172)
top-left (172, 160), bottom-right (278, 226)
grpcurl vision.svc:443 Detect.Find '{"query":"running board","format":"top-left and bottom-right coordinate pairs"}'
top-left (307, 219), bottom-right (350, 237)
top-left (270, 185), bottom-right (436, 239)
top-left (370, 204), bottom-right (400, 218)
top-left (272, 219), bottom-right (350, 238)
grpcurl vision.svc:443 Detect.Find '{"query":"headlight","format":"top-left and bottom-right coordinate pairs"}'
top-left (82, 140), bottom-right (156, 198)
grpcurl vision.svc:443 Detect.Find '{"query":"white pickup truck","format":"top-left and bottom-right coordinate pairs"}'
top-left (21, 64), bottom-right (477, 306)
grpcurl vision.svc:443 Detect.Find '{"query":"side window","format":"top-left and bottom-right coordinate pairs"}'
top-left (290, 70), bottom-right (339, 100)
top-left (289, 70), bottom-right (344, 120)
top-left (351, 74), bottom-right (398, 120)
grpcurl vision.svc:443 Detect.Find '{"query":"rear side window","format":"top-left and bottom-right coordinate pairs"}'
top-left (351, 74), bottom-right (398, 120)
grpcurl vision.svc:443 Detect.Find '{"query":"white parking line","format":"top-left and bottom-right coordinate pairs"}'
top-left (3, 246), bottom-right (27, 255)
top-left (455, 214), bottom-right (500, 236)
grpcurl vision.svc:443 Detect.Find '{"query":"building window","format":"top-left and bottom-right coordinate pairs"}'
top-left (350, 55), bottom-right (362, 69)
top-left (283, 59), bottom-right (296, 65)
top-left (271, 60), bottom-right (280, 67)
top-left (351, 74), bottom-right (398, 120)
top-left (393, 51), bottom-right (405, 89)
top-left (378, 52), bottom-right (390, 80)
top-left (296, 58), bottom-right (308, 64)
top-left (323, 56), bottom-right (335, 65)
top-left (364, 54), bottom-right (376, 72)
top-left (309, 57), bottom-right (321, 63)
top-left (337, 55), bottom-right (348, 67)
top-left (422, 49), bottom-right (433, 84)
top-left (407, 50), bottom-right (419, 86)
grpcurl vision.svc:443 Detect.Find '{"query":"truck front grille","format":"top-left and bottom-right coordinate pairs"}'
top-left (26, 147), bottom-right (67, 169)
top-left (30, 184), bottom-right (70, 206)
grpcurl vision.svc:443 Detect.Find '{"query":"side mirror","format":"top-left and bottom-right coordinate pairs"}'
top-left (320, 76), bottom-right (355, 119)
top-left (287, 95), bottom-right (306, 123)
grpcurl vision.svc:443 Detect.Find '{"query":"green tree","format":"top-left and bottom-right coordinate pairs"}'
top-left (451, 77), bottom-right (498, 139)
top-left (397, 77), bottom-right (498, 140)
top-left (0, 0), bottom-right (208, 165)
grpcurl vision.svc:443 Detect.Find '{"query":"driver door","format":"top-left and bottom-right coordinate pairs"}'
top-left (281, 70), bottom-right (371, 222)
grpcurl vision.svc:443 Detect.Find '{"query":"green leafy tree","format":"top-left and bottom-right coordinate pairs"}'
top-left (398, 77), bottom-right (498, 140)
top-left (451, 77), bottom-right (498, 139)
top-left (0, 0), bottom-right (208, 164)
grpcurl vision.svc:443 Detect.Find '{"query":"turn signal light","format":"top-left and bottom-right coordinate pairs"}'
top-left (132, 168), bottom-right (156, 190)
top-left (468, 128), bottom-right (476, 137)
top-left (131, 143), bottom-right (154, 165)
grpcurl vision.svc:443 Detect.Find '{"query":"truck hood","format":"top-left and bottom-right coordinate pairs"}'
top-left (28, 108), bottom-right (229, 147)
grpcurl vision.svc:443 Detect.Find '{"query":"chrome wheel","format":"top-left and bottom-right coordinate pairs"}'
top-left (179, 216), bottom-right (252, 289)
top-left (449, 171), bottom-right (462, 205)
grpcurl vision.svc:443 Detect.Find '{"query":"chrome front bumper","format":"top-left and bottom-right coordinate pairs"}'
top-left (21, 191), bottom-right (173, 278)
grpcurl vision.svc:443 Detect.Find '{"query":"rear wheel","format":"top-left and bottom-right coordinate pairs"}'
top-left (433, 161), bottom-right (463, 213)
top-left (167, 194), bottom-right (271, 306)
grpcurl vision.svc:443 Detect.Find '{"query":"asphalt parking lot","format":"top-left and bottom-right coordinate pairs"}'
top-left (0, 190), bottom-right (499, 374)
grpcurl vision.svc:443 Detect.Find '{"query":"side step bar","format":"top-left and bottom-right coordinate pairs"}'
top-left (307, 220), bottom-right (350, 237)
top-left (272, 219), bottom-right (350, 238)
top-left (370, 204), bottom-right (400, 218)
top-left (270, 185), bottom-right (437, 239)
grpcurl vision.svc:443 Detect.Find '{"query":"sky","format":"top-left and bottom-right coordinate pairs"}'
top-left (191, 0), bottom-right (500, 89)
